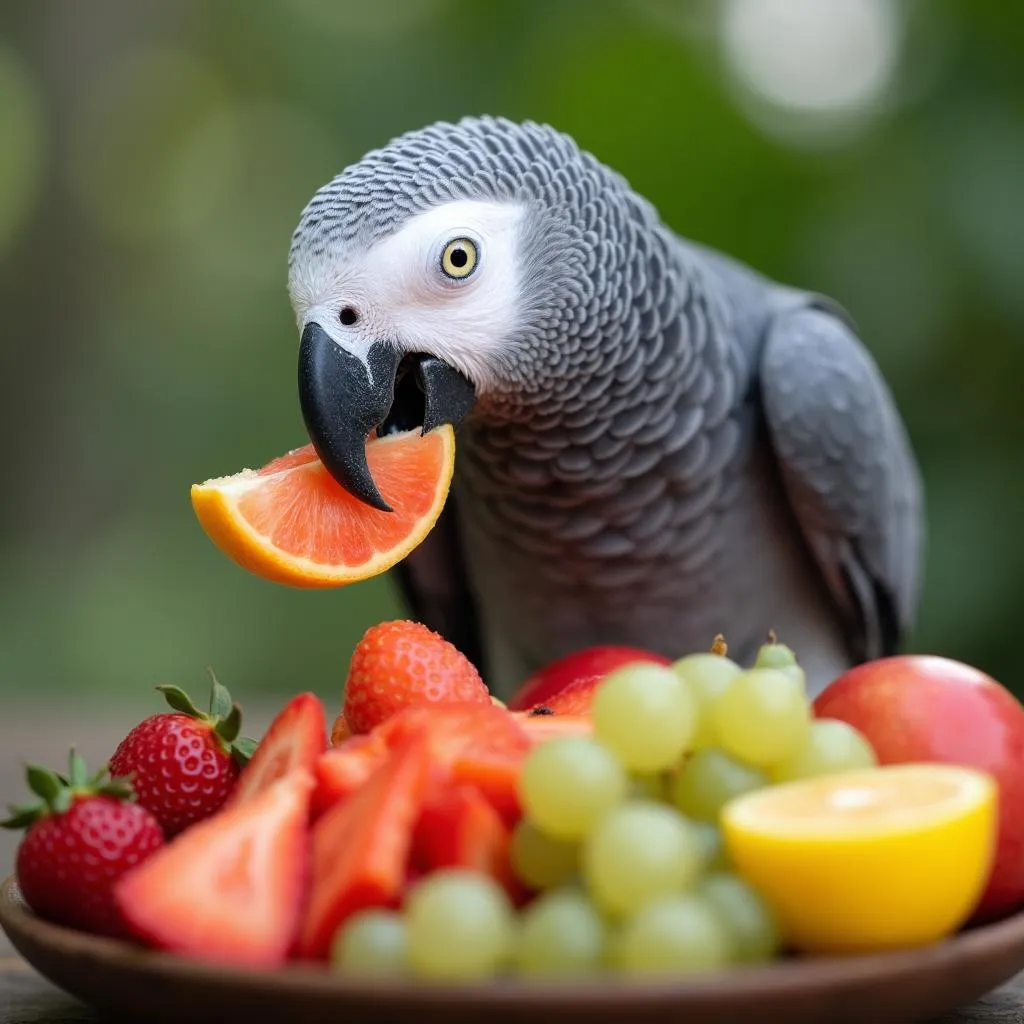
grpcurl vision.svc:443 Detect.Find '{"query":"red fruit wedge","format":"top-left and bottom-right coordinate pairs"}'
top-left (114, 771), bottom-right (313, 968)
top-left (412, 784), bottom-right (524, 901)
top-left (312, 703), bottom-right (532, 821)
top-left (312, 735), bottom-right (389, 818)
top-left (529, 677), bottom-right (602, 716)
top-left (508, 645), bottom-right (670, 711)
top-left (515, 711), bottom-right (594, 743)
top-left (297, 733), bottom-right (432, 959)
top-left (191, 426), bottom-right (455, 589)
top-left (233, 692), bottom-right (327, 805)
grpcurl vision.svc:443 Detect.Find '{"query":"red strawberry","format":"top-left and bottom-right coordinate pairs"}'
top-left (297, 733), bottom-right (433, 959)
top-left (412, 783), bottom-right (525, 902)
top-left (114, 770), bottom-right (313, 968)
top-left (313, 704), bottom-right (531, 821)
top-left (342, 619), bottom-right (490, 734)
top-left (109, 674), bottom-right (256, 836)
top-left (508, 645), bottom-right (670, 711)
top-left (232, 692), bottom-right (326, 805)
top-left (2, 751), bottom-right (164, 937)
top-left (312, 735), bottom-right (389, 818)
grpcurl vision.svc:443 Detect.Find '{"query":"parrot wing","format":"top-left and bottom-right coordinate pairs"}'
top-left (390, 492), bottom-right (488, 677)
top-left (759, 304), bottom-right (924, 662)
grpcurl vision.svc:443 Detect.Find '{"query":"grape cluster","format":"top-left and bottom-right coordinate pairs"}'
top-left (331, 637), bottom-right (877, 981)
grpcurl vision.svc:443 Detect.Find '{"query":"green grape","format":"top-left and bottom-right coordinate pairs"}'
top-left (519, 737), bottom-right (628, 841)
top-left (631, 772), bottom-right (668, 801)
top-left (514, 889), bottom-right (607, 976)
top-left (592, 663), bottom-right (696, 772)
top-left (753, 635), bottom-right (807, 689)
top-left (583, 800), bottom-right (702, 916)
top-left (613, 894), bottom-right (730, 974)
top-left (692, 820), bottom-right (728, 871)
top-left (406, 869), bottom-right (515, 980)
top-left (671, 749), bottom-right (768, 822)
top-left (712, 668), bottom-right (811, 768)
top-left (511, 819), bottom-right (579, 890)
top-left (331, 909), bottom-right (408, 976)
top-left (698, 873), bottom-right (781, 964)
top-left (672, 653), bottom-right (742, 750)
top-left (771, 718), bottom-right (878, 783)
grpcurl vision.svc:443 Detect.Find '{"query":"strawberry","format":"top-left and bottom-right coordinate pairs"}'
top-left (507, 645), bottom-right (670, 711)
top-left (232, 692), bottom-right (326, 805)
top-left (109, 674), bottom-right (256, 837)
top-left (313, 704), bottom-right (531, 821)
top-left (330, 712), bottom-right (352, 745)
top-left (297, 733), bottom-right (432, 959)
top-left (114, 770), bottom-right (313, 968)
top-left (313, 735), bottom-right (389, 818)
top-left (2, 751), bottom-right (164, 938)
top-left (411, 783), bottom-right (524, 902)
top-left (342, 619), bottom-right (490, 734)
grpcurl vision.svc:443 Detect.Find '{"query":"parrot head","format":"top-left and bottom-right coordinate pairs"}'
top-left (288, 115), bottom-right (650, 510)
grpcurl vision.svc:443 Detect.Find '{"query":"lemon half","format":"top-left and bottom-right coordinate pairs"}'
top-left (721, 763), bottom-right (997, 955)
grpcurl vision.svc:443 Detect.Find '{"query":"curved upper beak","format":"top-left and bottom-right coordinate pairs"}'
top-left (297, 322), bottom-right (476, 512)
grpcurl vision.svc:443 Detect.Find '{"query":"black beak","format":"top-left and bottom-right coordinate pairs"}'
top-left (297, 322), bottom-right (476, 512)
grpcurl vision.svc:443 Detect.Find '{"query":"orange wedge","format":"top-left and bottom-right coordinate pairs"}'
top-left (190, 426), bottom-right (455, 588)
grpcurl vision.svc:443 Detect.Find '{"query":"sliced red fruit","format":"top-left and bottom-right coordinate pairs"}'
top-left (311, 703), bottom-right (533, 821)
top-left (232, 692), bottom-right (327, 805)
top-left (451, 747), bottom-right (523, 823)
top-left (114, 771), bottom-right (313, 968)
top-left (330, 712), bottom-right (352, 745)
top-left (412, 783), bottom-right (525, 902)
top-left (312, 734), bottom-right (389, 818)
top-left (515, 711), bottom-right (594, 743)
top-left (296, 733), bottom-right (432, 959)
top-left (508, 645), bottom-right (671, 711)
top-left (529, 676), bottom-right (602, 715)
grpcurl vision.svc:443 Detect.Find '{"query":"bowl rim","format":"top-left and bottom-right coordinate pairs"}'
top-left (2, 874), bottom-right (1023, 1010)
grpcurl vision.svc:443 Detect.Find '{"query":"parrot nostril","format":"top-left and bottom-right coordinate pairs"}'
top-left (339, 306), bottom-right (359, 327)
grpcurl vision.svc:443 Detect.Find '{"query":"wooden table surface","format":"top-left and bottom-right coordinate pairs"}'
top-left (2, 702), bottom-right (1024, 1022)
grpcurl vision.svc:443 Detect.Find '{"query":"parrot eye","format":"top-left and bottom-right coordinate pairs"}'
top-left (339, 306), bottom-right (359, 326)
top-left (440, 237), bottom-right (479, 280)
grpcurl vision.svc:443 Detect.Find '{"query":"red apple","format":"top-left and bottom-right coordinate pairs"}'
top-left (814, 655), bottom-right (1024, 920)
top-left (507, 646), bottom-right (671, 711)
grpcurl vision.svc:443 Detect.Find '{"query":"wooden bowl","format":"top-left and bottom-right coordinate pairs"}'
top-left (2, 876), bottom-right (1024, 1024)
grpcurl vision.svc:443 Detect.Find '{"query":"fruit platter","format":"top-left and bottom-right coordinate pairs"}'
top-left (4, 599), bottom-right (1024, 1022)
top-left (3, 430), bottom-right (1024, 1023)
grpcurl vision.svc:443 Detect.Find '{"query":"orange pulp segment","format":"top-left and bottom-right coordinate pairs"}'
top-left (190, 426), bottom-right (455, 588)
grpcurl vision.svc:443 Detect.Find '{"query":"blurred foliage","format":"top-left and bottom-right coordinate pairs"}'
top-left (0, 0), bottom-right (1022, 705)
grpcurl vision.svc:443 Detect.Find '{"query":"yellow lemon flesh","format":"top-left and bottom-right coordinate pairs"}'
top-left (721, 763), bottom-right (996, 955)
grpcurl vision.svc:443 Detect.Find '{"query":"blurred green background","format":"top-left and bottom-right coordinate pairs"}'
top-left (0, 0), bottom-right (1022, 715)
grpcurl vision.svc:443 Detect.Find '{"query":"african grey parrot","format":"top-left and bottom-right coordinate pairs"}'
top-left (288, 116), bottom-right (924, 701)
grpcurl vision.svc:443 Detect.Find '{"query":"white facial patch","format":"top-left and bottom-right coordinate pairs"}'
top-left (290, 199), bottom-right (525, 393)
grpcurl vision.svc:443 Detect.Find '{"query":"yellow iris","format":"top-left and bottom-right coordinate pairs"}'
top-left (441, 237), bottom-right (478, 279)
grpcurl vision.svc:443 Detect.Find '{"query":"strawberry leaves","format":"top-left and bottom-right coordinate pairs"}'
top-left (156, 671), bottom-right (257, 767)
top-left (1, 749), bottom-right (137, 830)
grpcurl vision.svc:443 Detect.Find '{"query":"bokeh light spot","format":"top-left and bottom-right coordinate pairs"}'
top-left (720, 0), bottom-right (902, 143)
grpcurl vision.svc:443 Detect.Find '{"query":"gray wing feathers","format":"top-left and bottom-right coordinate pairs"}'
top-left (759, 306), bottom-right (924, 661)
